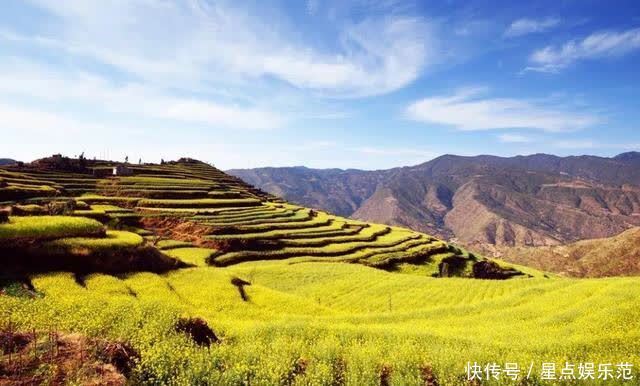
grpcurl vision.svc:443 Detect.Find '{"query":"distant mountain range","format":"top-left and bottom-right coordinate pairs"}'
top-left (0, 159), bottom-right (17, 166)
top-left (228, 152), bottom-right (640, 250)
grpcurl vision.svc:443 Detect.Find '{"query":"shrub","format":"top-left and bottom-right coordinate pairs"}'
top-left (420, 364), bottom-right (439, 386)
top-left (0, 328), bottom-right (33, 355)
top-left (438, 256), bottom-right (468, 277)
top-left (45, 200), bottom-right (76, 215)
top-left (379, 364), bottom-right (392, 386)
top-left (0, 208), bottom-right (9, 224)
top-left (175, 317), bottom-right (220, 347)
top-left (97, 340), bottom-right (140, 376)
top-left (472, 260), bottom-right (524, 280)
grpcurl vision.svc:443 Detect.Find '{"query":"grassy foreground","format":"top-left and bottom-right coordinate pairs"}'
top-left (2, 260), bottom-right (639, 385)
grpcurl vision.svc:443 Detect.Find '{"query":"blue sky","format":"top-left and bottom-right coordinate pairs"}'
top-left (0, 0), bottom-right (639, 169)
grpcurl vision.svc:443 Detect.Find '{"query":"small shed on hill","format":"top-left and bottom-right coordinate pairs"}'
top-left (113, 165), bottom-right (133, 176)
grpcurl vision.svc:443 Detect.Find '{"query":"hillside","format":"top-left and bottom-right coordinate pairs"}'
top-left (0, 159), bottom-right (16, 166)
top-left (3, 155), bottom-right (640, 385)
top-left (229, 152), bottom-right (640, 250)
top-left (225, 166), bottom-right (391, 217)
top-left (0, 155), bottom-right (513, 278)
top-left (496, 227), bottom-right (640, 277)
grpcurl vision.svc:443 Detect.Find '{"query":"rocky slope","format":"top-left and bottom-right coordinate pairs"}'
top-left (229, 152), bottom-right (640, 249)
top-left (496, 227), bottom-right (640, 277)
top-left (227, 166), bottom-right (392, 217)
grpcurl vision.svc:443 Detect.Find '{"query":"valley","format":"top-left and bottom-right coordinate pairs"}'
top-left (230, 153), bottom-right (640, 277)
top-left (495, 227), bottom-right (640, 277)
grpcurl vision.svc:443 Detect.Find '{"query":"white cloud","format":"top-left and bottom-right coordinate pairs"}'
top-left (504, 17), bottom-right (560, 37)
top-left (162, 100), bottom-right (284, 130)
top-left (262, 16), bottom-right (432, 97)
top-left (0, 103), bottom-right (110, 135)
top-left (0, 60), bottom-right (285, 130)
top-left (13, 0), bottom-right (434, 97)
top-left (527, 28), bottom-right (640, 72)
top-left (405, 88), bottom-right (600, 132)
top-left (498, 134), bottom-right (533, 143)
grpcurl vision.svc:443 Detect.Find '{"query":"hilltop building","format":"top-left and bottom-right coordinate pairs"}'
top-left (112, 165), bottom-right (133, 176)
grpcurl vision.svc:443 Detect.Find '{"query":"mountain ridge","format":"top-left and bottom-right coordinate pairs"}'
top-left (228, 152), bottom-right (640, 249)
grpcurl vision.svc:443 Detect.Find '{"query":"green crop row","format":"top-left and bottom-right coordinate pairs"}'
top-left (207, 215), bottom-right (333, 235)
top-left (0, 216), bottom-right (105, 240)
top-left (137, 198), bottom-right (262, 208)
top-left (212, 231), bottom-right (423, 265)
top-left (45, 230), bottom-right (144, 251)
top-left (199, 210), bottom-right (313, 227)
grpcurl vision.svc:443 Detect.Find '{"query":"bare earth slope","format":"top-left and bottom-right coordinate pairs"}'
top-left (229, 152), bottom-right (640, 249)
top-left (227, 166), bottom-right (391, 217)
top-left (497, 227), bottom-right (640, 277)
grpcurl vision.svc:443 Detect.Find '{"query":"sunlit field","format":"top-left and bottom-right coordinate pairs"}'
top-left (2, 159), bottom-right (639, 385)
top-left (2, 261), bottom-right (639, 385)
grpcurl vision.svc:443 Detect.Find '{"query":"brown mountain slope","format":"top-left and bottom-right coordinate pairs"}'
top-left (229, 152), bottom-right (640, 249)
top-left (227, 166), bottom-right (390, 216)
top-left (495, 227), bottom-right (640, 277)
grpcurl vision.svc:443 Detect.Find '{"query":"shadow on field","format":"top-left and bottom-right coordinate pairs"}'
top-left (231, 276), bottom-right (251, 301)
top-left (0, 245), bottom-right (188, 277)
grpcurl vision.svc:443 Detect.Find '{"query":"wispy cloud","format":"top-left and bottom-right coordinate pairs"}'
top-left (504, 17), bottom-right (560, 38)
top-left (0, 59), bottom-right (285, 130)
top-left (405, 87), bottom-right (600, 132)
top-left (497, 134), bottom-right (534, 143)
top-left (526, 28), bottom-right (640, 73)
top-left (0, 103), bottom-right (110, 135)
top-left (10, 1), bottom-right (434, 98)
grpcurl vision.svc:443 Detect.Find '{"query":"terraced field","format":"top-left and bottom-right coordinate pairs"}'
top-left (0, 158), bottom-right (493, 275)
top-left (1, 157), bottom-right (638, 385)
